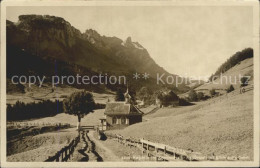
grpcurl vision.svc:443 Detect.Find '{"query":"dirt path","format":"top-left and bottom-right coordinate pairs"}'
top-left (88, 131), bottom-right (121, 161)
top-left (69, 131), bottom-right (100, 162)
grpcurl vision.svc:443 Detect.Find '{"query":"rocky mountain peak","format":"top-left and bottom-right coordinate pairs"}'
top-left (126, 36), bottom-right (132, 43)
top-left (84, 29), bottom-right (101, 37)
top-left (121, 36), bottom-right (145, 50)
top-left (82, 29), bottom-right (102, 44)
top-left (12, 15), bottom-right (81, 48)
top-left (7, 14), bottom-right (171, 80)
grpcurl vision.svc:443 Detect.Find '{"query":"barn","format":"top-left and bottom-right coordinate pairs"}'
top-left (102, 89), bottom-right (143, 130)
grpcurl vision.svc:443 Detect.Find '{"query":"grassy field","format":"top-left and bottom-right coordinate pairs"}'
top-left (7, 128), bottom-right (78, 161)
top-left (179, 58), bottom-right (253, 98)
top-left (6, 88), bottom-right (109, 162)
top-left (109, 89), bottom-right (254, 159)
top-left (7, 85), bottom-right (115, 105)
top-left (5, 57), bottom-right (254, 161)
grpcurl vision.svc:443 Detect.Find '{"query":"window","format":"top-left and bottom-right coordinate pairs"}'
top-left (121, 117), bottom-right (126, 124)
top-left (112, 117), bottom-right (117, 124)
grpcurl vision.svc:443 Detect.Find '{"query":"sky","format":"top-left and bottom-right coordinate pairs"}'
top-left (6, 6), bottom-right (253, 79)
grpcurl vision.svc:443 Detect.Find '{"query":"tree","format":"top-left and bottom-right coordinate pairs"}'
top-left (128, 88), bottom-right (137, 105)
top-left (240, 76), bottom-right (249, 87)
top-left (115, 89), bottom-right (125, 101)
top-left (63, 91), bottom-right (95, 130)
top-left (188, 89), bottom-right (197, 101)
top-left (137, 87), bottom-right (149, 101)
top-left (197, 92), bottom-right (204, 101)
top-left (166, 91), bottom-right (179, 102)
top-left (210, 88), bottom-right (216, 97)
top-left (137, 87), bottom-right (153, 105)
top-left (209, 48), bottom-right (253, 81)
top-left (227, 85), bottom-right (235, 93)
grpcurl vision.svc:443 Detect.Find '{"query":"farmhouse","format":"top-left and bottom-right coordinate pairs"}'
top-left (101, 89), bottom-right (143, 130)
top-left (156, 90), bottom-right (179, 107)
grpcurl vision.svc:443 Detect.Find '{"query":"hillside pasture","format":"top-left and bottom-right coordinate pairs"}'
top-left (109, 89), bottom-right (254, 159)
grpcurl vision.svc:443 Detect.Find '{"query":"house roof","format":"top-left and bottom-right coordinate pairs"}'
top-left (104, 102), bottom-right (143, 116)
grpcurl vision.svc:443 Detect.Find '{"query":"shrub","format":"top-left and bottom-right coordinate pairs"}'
top-left (188, 89), bottom-right (197, 101)
top-left (240, 76), bottom-right (249, 87)
top-left (179, 98), bottom-right (192, 106)
top-left (157, 90), bottom-right (179, 106)
top-left (227, 85), bottom-right (235, 93)
top-left (210, 89), bottom-right (216, 97)
top-left (197, 92), bottom-right (204, 101)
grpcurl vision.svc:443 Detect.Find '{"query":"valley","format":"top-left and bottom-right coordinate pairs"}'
top-left (4, 13), bottom-right (255, 163)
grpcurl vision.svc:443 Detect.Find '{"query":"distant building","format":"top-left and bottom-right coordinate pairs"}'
top-left (155, 90), bottom-right (179, 107)
top-left (101, 88), bottom-right (143, 130)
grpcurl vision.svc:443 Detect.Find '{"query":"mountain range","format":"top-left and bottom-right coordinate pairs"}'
top-left (6, 15), bottom-right (191, 93)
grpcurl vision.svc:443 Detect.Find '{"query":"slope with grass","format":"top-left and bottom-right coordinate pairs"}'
top-left (7, 83), bottom-right (115, 105)
top-left (109, 88), bottom-right (253, 159)
top-left (178, 57), bottom-right (253, 99)
top-left (196, 58), bottom-right (253, 92)
top-left (7, 128), bottom-right (78, 161)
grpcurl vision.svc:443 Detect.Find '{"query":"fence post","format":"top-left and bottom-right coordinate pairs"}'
top-left (62, 149), bottom-right (65, 161)
top-left (65, 148), bottom-right (68, 161)
top-left (56, 152), bottom-right (59, 162)
top-left (142, 138), bottom-right (145, 154)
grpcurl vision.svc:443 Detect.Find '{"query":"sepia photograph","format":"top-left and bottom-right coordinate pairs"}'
top-left (0, 0), bottom-right (259, 167)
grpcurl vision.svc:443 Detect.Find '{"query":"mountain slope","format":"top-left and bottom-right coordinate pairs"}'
top-left (109, 88), bottom-right (253, 159)
top-left (7, 15), bottom-right (191, 93)
top-left (195, 57), bottom-right (253, 94)
top-left (7, 15), bottom-right (170, 78)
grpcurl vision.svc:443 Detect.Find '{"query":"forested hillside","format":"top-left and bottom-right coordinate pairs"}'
top-left (209, 48), bottom-right (253, 81)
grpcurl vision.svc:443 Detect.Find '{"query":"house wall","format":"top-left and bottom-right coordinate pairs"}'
top-left (106, 115), bottom-right (142, 130)
top-left (129, 115), bottom-right (142, 125)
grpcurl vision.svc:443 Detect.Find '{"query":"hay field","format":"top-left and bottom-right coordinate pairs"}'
top-left (109, 89), bottom-right (254, 159)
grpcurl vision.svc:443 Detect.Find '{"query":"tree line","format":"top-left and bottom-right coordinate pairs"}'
top-left (209, 48), bottom-right (253, 81)
top-left (7, 98), bottom-right (105, 121)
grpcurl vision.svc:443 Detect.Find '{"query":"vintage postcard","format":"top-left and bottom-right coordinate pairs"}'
top-left (0, 0), bottom-right (259, 167)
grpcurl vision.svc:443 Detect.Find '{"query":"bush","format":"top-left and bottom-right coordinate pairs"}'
top-left (188, 89), bottom-right (197, 101)
top-left (240, 76), bottom-right (249, 87)
top-left (227, 85), bottom-right (235, 93)
top-left (197, 92), bottom-right (204, 101)
top-left (137, 87), bottom-right (154, 105)
top-left (95, 103), bottom-right (106, 109)
top-left (179, 98), bottom-right (192, 106)
top-left (210, 89), bottom-right (216, 97)
top-left (157, 90), bottom-right (179, 106)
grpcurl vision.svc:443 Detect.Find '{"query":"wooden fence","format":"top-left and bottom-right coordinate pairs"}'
top-left (7, 122), bottom-right (71, 128)
top-left (106, 133), bottom-right (250, 161)
top-left (45, 135), bottom-right (80, 162)
top-left (81, 125), bottom-right (95, 130)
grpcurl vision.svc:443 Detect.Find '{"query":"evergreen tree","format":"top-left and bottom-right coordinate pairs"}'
top-left (115, 89), bottom-right (125, 101)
